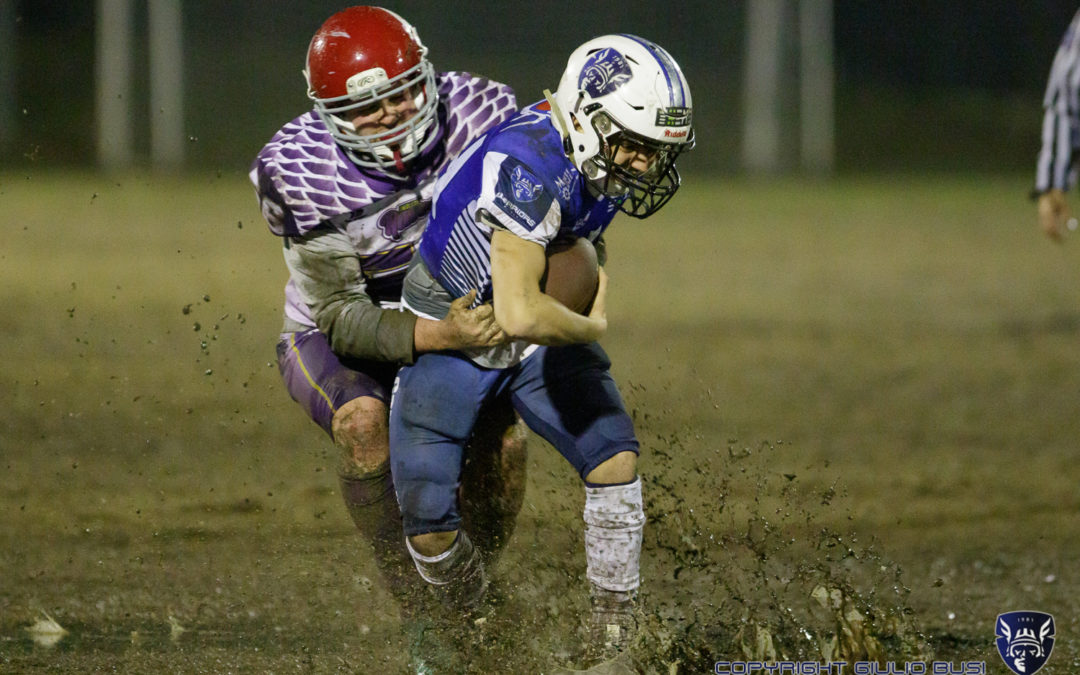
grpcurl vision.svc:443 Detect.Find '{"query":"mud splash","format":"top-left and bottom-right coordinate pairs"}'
top-left (631, 436), bottom-right (932, 672)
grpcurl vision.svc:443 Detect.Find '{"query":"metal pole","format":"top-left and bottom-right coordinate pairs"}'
top-left (743, 0), bottom-right (785, 173)
top-left (799, 0), bottom-right (835, 173)
top-left (96, 0), bottom-right (135, 169)
top-left (149, 0), bottom-right (185, 169)
top-left (0, 0), bottom-right (15, 151)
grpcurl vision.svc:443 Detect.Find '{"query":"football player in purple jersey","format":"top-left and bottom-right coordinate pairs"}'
top-left (249, 5), bottom-right (527, 645)
top-left (390, 34), bottom-right (694, 666)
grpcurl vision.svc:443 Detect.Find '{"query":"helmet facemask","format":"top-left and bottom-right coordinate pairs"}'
top-left (308, 54), bottom-right (439, 181)
top-left (582, 111), bottom-right (694, 219)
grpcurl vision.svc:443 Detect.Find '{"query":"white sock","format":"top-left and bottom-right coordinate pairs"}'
top-left (405, 531), bottom-right (487, 610)
top-left (405, 531), bottom-right (472, 585)
top-left (583, 477), bottom-right (645, 595)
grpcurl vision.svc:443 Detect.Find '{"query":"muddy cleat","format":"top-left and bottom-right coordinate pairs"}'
top-left (586, 589), bottom-right (638, 662)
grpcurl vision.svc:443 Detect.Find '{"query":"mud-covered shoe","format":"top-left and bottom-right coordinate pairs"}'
top-left (586, 590), bottom-right (638, 661)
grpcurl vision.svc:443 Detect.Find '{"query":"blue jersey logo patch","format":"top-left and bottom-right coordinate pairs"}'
top-left (579, 48), bottom-right (633, 98)
top-left (510, 165), bottom-right (543, 202)
top-left (996, 611), bottom-right (1055, 675)
top-left (494, 158), bottom-right (552, 231)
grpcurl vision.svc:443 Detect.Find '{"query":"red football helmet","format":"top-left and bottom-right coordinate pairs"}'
top-left (304, 6), bottom-right (439, 178)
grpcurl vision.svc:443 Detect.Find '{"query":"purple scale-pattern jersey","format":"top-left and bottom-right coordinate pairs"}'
top-left (250, 72), bottom-right (516, 326)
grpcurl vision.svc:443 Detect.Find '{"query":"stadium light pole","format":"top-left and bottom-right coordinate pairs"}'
top-left (799, 0), bottom-right (835, 173)
top-left (743, 0), bottom-right (835, 175)
top-left (742, 0), bottom-right (785, 174)
top-left (149, 0), bottom-right (184, 169)
top-left (0, 0), bottom-right (14, 151)
top-left (95, 0), bottom-right (135, 169)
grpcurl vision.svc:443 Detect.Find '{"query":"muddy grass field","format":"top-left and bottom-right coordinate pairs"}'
top-left (1, 173), bottom-right (1078, 673)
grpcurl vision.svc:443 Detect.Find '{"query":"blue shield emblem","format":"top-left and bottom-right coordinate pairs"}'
top-left (510, 165), bottom-right (543, 203)
top-left (579, 47), bottom-right (633, 97)
top-left (996, 611), bottom-right (1055, 674)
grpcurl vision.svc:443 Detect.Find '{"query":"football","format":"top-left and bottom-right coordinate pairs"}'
top-left (541, 236), bottom-right (599, 314)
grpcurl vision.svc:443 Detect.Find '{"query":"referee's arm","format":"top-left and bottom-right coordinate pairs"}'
top-left (1035, 10), bottom-right (1080, 241)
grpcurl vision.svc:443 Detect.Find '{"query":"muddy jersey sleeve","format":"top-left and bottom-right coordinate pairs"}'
top-left (284, 226), bottom-right (418, 364)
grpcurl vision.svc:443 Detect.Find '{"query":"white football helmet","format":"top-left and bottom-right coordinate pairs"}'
top-left (304, 6), bottom-right (440, 180)
top-left (551, 34), bottom-right (694, 218)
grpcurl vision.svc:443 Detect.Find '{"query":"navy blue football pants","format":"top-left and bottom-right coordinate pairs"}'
top-left (389, 342), bottom-right (639, 537)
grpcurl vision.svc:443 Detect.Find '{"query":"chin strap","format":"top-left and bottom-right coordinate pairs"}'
top-left (544, 88), bottom-right (575, 160)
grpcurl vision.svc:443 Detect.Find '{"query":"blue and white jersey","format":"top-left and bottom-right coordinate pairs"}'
top-left (418, 99), bottom-right (619, 306)
top-left (405, 99), bottom-right (621, 367)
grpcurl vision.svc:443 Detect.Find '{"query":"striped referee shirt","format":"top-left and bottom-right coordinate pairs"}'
top-left (1036, 8), bottom-right (1080, 193)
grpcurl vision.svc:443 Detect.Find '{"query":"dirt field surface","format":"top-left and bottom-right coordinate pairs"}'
top-left (1, 173), bottom-right (1077, 673)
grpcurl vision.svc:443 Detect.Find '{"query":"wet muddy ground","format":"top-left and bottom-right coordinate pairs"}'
top-left (2, 175), bottom-right (1078, 673)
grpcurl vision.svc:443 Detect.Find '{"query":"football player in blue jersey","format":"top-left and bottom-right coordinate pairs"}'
top-left (250, 6), bottom-right (529, 655)
top-left (390, 34), bottom-right (695, 664)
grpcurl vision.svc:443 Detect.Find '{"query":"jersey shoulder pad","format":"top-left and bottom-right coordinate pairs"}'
top-left (253, 112), bottom-right (387, 236)
top-left (438, 72), bottom-right (518, 160)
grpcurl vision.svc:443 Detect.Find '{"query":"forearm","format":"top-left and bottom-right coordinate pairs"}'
top-left (413, 316), bottom-right (458, 352)
top-left (286, 225), bottom-right (418, 363)
top-left (1035, 104), bottom-right (1074, 193)
top-left (496, 291), bottom-right (605, 345)
top-left (491, 229), bottom-right (606, 344)
top-left (317, 296), bottom-right (418, 363)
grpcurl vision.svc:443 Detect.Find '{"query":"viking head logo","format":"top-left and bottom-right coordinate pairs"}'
top-left (511, 165), bottom-right (543, 203)
top-left (996, 611), bottom-right (1055, 674)
top-left (579, 47), bottom-right (633, 98)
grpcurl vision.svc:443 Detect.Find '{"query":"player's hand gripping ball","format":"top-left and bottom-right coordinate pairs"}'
top-left (541, 236), bottom-right (599, 314)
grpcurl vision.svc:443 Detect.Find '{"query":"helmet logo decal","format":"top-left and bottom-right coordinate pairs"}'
top-left (347, 67), bottom-right (389, 95)
top-left (579, 48), bottom-right (633, 98)
top-left (655, 106), bottom-right (692, 128)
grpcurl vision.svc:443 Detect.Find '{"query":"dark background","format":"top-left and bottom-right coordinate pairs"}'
top-left (6, 1), bottom-right (1079, 174)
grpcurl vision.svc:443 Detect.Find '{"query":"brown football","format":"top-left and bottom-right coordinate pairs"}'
top-left (541, 236), bottom-right (599, 314)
